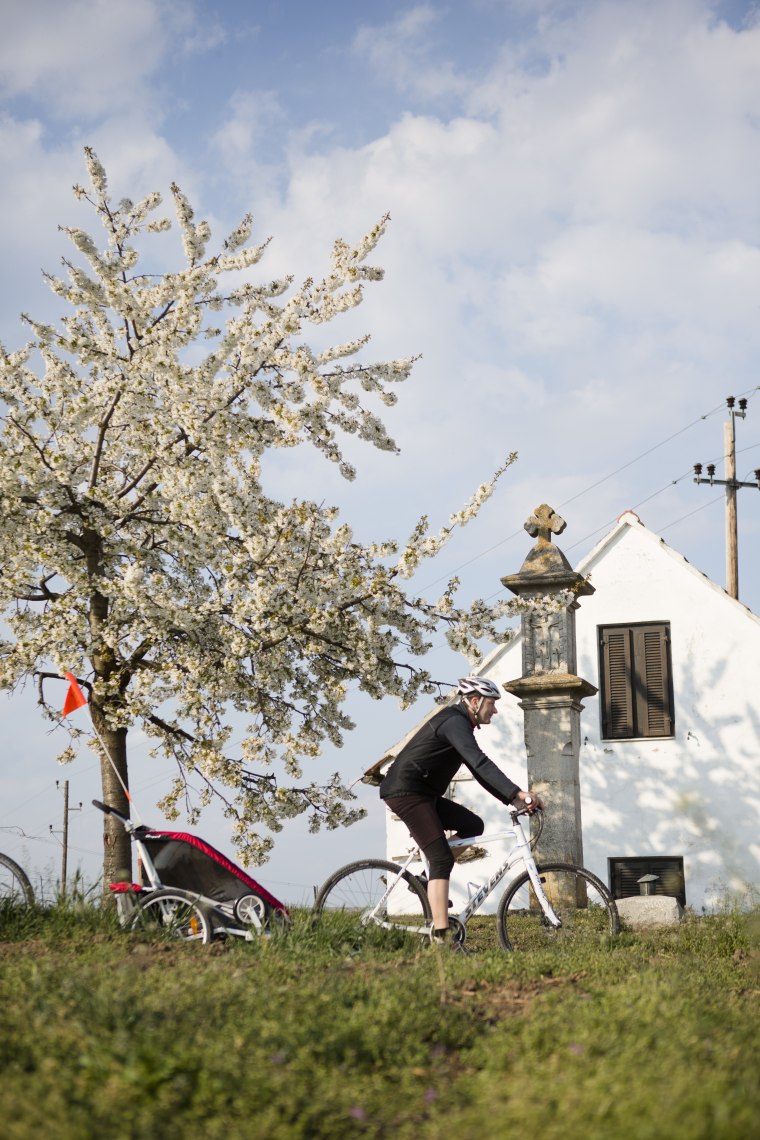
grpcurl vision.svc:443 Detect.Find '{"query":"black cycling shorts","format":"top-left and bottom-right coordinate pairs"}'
top-left (383, 794), bottom-right (484, 850)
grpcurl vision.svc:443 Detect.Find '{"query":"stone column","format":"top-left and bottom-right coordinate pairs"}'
top-left (502, 505), bottom-right (596, 869)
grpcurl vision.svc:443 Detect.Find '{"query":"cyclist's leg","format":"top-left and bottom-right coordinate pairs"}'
top-left (436, 797), bottom-right (484, 842)
top-left (383, 795), bottom-right (444, 851)
top-left (383, 796), bottom-right (452, 934)
top-left (424, 838), bottom-right (455, 932)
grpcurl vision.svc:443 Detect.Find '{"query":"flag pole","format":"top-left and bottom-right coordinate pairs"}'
top-left (62, 672), bottom-right (144, 825)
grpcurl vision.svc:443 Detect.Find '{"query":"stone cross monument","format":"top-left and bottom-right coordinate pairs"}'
top-left (501, 505), bottom-right (596, 868)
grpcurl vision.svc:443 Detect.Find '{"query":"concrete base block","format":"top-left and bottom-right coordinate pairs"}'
top-left (617, 895), bottom-right (685, 930)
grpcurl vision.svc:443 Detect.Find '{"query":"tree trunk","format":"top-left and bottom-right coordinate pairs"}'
top-left (91, 706), bottom-right (132, 885)
top-left (84, 530), bottom-right (134, 887)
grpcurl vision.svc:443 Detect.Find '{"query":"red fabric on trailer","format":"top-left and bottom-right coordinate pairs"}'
top-left (143, 829), bottom-right (288, 913)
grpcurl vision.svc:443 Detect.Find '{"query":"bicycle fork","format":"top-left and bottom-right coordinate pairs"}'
top-left (520, 838), bottom-right (563, 930)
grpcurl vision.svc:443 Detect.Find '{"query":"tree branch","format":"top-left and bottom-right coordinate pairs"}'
top-left (89, 388), bottom-right (122, 489)
top-left (35, 669), bottom-right (93, 712)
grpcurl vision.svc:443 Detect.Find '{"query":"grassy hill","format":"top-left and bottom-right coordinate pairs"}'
top-left (1, 903), bottom-right (758, 1138)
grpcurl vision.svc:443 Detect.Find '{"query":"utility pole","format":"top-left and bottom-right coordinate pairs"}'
top-left (693, 396), bottom-right (760, 600)
top-left (50, 780), bottom-right (82, 898)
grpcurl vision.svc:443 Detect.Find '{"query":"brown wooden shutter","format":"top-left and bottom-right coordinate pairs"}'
top-left (601, 627), bottom-right (633, 739)
top-left (599, 622), bottom-right (674, 739)
top-left (633, 624), bottom-right (672, 737)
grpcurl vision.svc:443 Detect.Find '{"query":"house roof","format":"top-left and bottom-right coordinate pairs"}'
top-left (371, 509), bottom-right (760, 773)
top-left (484, 508), bottom-right (760, 677)
top-left (577, 508), bottom-right (760, 624)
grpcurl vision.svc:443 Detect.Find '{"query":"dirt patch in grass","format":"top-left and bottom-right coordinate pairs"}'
top-left (0, 940), bottom-right (52, 960)
top-left (446, 971), bottom-right (588, 1022)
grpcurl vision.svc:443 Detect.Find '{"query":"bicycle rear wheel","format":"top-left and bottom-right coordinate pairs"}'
top-left (0, 852), bottom-right (34, 906)
top-left (313, 859), bottom-right (432, 937)
top-left (131, 888), bottom-right (212, 944)
top-left (497, 863), bottom-right (619, 952)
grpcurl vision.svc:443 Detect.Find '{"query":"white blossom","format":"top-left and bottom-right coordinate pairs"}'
top-left (0, 149), bottom-right (518, 869)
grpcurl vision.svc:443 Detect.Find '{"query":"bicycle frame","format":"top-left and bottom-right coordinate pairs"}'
top-left (446, 815), bottom-right (562, 931)
top-left (375, 809), bottom-right (562, 935)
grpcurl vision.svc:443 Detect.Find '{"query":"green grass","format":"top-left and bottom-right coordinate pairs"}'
top-left (1, 902), bottom-right (758, 1138)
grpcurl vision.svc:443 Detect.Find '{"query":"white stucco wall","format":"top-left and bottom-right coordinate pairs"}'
top-left (574, 515), bottom-right (760, 911)
top-left (385, 513), bottom-right (760, 913)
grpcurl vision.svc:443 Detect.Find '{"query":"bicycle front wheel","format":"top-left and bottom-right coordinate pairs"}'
top-left (313, 859), bottom-right (432, 936)
top-left (131, 888), bottom-right (212, 944)
top-left (497, 863), bottom-right (619, 952)
top-left (0, 852), bottom-right (35, 906)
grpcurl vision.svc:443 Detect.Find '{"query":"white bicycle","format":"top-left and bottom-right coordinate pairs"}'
top-left (313, 806), bottom-right (620, 952)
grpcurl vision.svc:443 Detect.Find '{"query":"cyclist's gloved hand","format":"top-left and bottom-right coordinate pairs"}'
top-left (515, 790), bottom-right (544, 812)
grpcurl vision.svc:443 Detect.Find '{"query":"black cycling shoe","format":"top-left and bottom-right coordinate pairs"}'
top-left (430, 937), bottom-right (471, 954)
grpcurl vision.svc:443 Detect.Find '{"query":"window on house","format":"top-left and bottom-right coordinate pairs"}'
top-left (608, 856), bottom-right (686, 908)
top-left (598, 622), bottom-right (674, 739)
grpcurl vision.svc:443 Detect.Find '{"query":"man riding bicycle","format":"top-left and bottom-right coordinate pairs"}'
top-left (379, 675), bottom-right (544, 948)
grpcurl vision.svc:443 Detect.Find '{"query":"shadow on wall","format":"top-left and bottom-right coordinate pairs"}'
top-left (577, 646), bottom-right (760, 909)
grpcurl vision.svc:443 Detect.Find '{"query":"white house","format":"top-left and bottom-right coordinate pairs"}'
top-left (384, 510), bottom-right (760, 913)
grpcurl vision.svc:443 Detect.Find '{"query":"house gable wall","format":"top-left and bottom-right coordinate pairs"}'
top-left (385, 516), bottom-right (760, 912)
top-left (574, 521), bottom-right (760, 909)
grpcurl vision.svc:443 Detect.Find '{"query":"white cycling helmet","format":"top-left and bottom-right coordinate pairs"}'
top-left (457, 675), bottom-right (501, 700)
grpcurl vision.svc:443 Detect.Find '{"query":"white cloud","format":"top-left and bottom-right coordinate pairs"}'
top-left (210, 0), bottom-right (759, 590)
top-left (6, 0), bottom-right (759, 508)
top-left (470, 0), bottom-right (760, 230)
top-left (353, 3), bottom-right (469, 100)
top-left (212, 90), bottom-right (284, 160)
top-left (0, 0), bottom-right (170, 118)
top-left (180, 15), bottom-right (228, 57)
top-left (0, 114), bottom-right (198, 342)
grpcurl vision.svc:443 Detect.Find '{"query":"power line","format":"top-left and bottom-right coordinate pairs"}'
top-left (660, 493), bottom-right (724, 533)
top-left (419, 388), bottom-right (759, 591)
top-left (557, 401), bottom-right (728, 510)
top-left (564, 468), bottom-right (715, 553)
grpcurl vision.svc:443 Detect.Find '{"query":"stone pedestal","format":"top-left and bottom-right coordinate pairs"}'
top-left (502, 505), bottom-right (596, 868)
top-left (616, 896), bottom-right (684, 929)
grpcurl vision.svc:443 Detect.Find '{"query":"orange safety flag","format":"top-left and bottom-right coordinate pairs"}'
top-left (62, 672), bottom-right (88, 717)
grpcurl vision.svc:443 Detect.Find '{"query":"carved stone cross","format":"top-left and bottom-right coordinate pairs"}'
top-left (524, 504), bottom-right (566, 547)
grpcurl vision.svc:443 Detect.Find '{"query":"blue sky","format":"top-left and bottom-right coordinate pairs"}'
top-left (1, 0), bottom-right (759, 902)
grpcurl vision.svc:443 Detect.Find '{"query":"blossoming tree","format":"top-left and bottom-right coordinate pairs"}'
top-left (0, 150), bottom-right (515, 881)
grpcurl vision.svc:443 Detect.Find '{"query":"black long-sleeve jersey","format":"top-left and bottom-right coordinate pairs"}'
top-left (379, 703), bottom-right (520, 806)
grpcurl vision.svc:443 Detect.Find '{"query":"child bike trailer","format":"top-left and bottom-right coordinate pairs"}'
top-left (136, 825), bottom-right (289, 934)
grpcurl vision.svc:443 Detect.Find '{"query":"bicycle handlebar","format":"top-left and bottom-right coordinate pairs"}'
top-left (511, 804), bottom-right (543, 818)
top-left (511, 802), bottom-right (544, 848)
